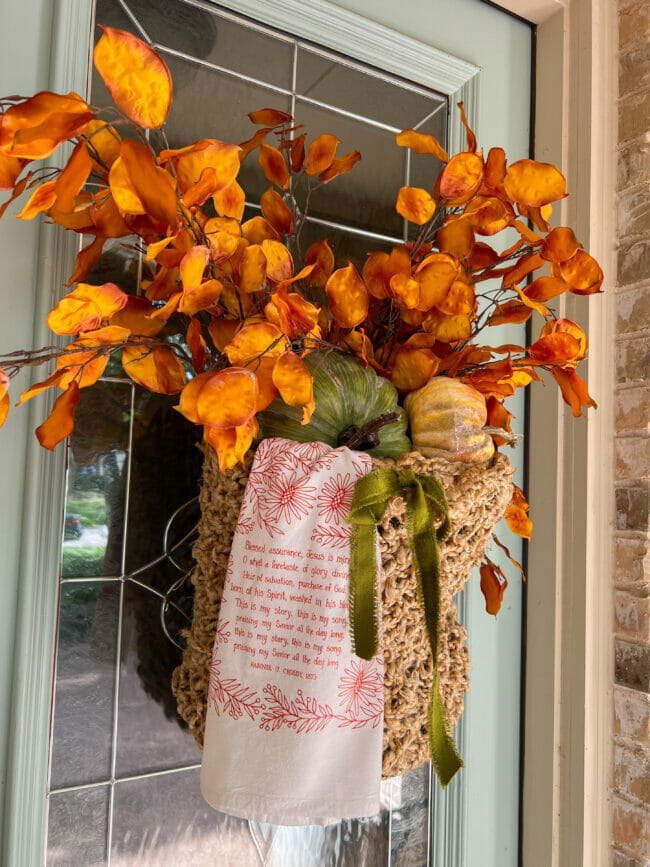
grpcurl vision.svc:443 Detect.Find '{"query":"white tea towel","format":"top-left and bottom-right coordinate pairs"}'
top-left (201, 437), bottom-right (383, 825)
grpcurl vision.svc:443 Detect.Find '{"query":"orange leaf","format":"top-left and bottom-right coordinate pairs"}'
top-left (396, 186), bottom-right (435, 225)
top-left (66, 236), bottom-right (106, 286)
top-left (89, 190), bottom-right (130, 237)
top-left (55, 140), bottom-right (92, 213)
top-left (437, 280), bottom-right (475, 316)
top-left (180, 245), bottom-right (209, 291)
top-left (439, 152), bottom-right (484, 204)
top-left (363, 251), bottom-right (390, 300)
top-left (304, 240), bottom-right (334, 288)
top-left (119, 139), bottom-right (178, 227)
top-left (326, 264), bottom-right (369, 329)
top-left (505, 486), bottom-right (533, 539)
top-left (422, 310), bottom-right (472, 343)
top-left (208, 318), bottom-right (239, 352)
top-left (47, 282), bottom-right (128, 335)
top-left (319, 150), bottom-right (361, 183)
top-left (558, 249), bottom-right (604, 295)
top-left (55, 325), bottom-right (130, 388)
top-left (161, 139), bottom-right (241, 195)
top-left (195, 368), bottom-right (258, 429)
top-left (242, 216), bottom-right (279, 244)
top-left (436, 217), bottom-right (474, 259)
top-left (290, 133), bottom-right (306, 172)
top-left (480, 559), bottom-right (508, 616)
top-left (488, 300), bottom-right (532, 326)
top-left (17, 368), bottom-right (67, 405)
top-left (238, 244), bottom-right (267, 294)
top-left (187, 318), bottom-right (207, 373)
top-left (414, 253), bottom-right (459, 311)
top-left (261, 239), bottom-right (294, 282)
top-left (178, 279), bottom-right (223, 316)
top-left (540, 318), bottom-right (587, 362)
top-left (389, 273), bottom-right (420, 309)
top-left (94, 26), bottom-right (172, 128)
top-left (541, 226), bottom-right (580, 263)
top-left (258, 144), bottom-right (290, 189)
top-left (238, 128), bottom-right (271, 161)
top-left (464, 196), bottom-right (515, 236)
top-left (524, 276), bottom-right (569, 303)
top-left (305, 134), bottom-right (340, 176)
top-left (208, 231), bottom-right (240, 264)
top-left (484, 147), bottom-right (506, 192)
top-left (181, 166), bottom-right (218, 209)
top-left (260, 187), bottom-right (294, 235)
top-left (225, 321), bottom-right (288, 365)
top-left (395, 129), bottom-right (447, 162)
top-left (551, 367), bottom-right (597, 418)
top-left (504, 159), bottom-right (567, 208)
top-left (272, 350), bottom-right (315, 423)
top-left (0, 152), bottom-right (27, 190)
top-left (458, 101), bottom-right (477, 152)
top-left (249, 354), bottom-right (279, 411)
top-left (110, 295), bottom-right (165, 337)
top-left (80, 119), bottom-right (121, 170)
top-left (15, 180), bottom-right (57, 220)
top-left (248, 108), bottom-right (292, 126)
top-left (0, 92), bottom-right (94, 159)
top-left (391, 343), bottom-right (439, 391)
top-left (121, 344), bottom-right (186, 394)
top-left (204, 416), bottom-right (258, 472)
top-left (528, 332), bottom-right (581, 364)
top-left (35, 381), bottom-right (80, 450)
top-left (213, 180), bottom-right (245, 220)
top-left (501, 252), bottom-right (545, 288)
top-left (486, 395), bottom-right (513, 434)
top-left (0, 368), bottom-right (9, 430)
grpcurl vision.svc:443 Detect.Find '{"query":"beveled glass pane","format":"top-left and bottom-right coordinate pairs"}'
top-left (63, 381), bottom-right (132, 579)
top-left (294, 99), bottom-right (406, 236)
top-left (49, 582), bottom-right (119, 789)
top-left (297, 46), bottom-right (444, 131)
top-left (115, 581), bottom-right (199, 777)
top-left (389, 764), bottom-right (431, 866)
top-left (47, 785), bottom-right (110, 866)
top-left (117, 0), bottom-right (294, 89)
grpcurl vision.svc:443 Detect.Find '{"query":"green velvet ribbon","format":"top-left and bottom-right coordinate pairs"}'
top-left (346, 467), bottom-right (463, 788)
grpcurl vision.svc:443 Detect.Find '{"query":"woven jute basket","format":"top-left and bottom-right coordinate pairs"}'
top-left (172, 445), bottom-right (514, 780)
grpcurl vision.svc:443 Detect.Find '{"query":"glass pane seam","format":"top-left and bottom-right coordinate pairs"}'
top-left (304, 215), bottom-right (403, 244)
top-left (413, 99), bottom-right (448, 132)
top-left (60, 576), bottom-right (122, 584)
top-left (117, 0), bottom-right (152, 42)
top-left (183, 0), bottom-right (297, 44)
top-left (48, 762), bottom-right (203, 797)
top-left (154, 43), bottom-right (293, 97)
top-left (294, 93), bottom-right (403, 134)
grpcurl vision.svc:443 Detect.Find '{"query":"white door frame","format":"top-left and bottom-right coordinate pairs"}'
top-left (0, 1), bottom-right (615, 865)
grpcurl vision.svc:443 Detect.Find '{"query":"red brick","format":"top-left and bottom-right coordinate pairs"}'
top-left (616, 640), bottom-right (650, 692)
top-left (618, 134), bottom-right (650, 191)
top-left (616, 485), bottom-right (650, 532)
top-left (615, 588), bottom-right (650, 640)
top-left (615, 437), bottom-right (650, 482)
top-left (616, 337), bottom-right (650, 385)
top-left (612, 794), bottom-right (650, 859)
top-left (616, 536), bottom-right (650, 585)
top-left (615, 742), bottom-right (650, 804)
top-left (620, 90), bottom-right (650, 144)
top-left (616, 388), bottom-right (650, 434)
top-left (619, 2), bottom-right (650, 52)
top-left (620, 42), bottom-right (650, 100)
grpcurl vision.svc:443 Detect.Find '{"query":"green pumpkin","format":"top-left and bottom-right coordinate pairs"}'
top-left (258, 352), bottom-right (411, 459)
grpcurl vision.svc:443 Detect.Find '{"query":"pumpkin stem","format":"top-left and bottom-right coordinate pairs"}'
top-left (338, 411), bottom-right (401, 451)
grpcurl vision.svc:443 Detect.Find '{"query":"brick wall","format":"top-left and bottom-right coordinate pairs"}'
top-left (613, 0), bottom-right (650, 864)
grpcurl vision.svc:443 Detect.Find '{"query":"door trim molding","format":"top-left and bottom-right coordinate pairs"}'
top-left (1, 3), bottom-right (94, 865)
top-left (517, 1), bottom-right (616, 864)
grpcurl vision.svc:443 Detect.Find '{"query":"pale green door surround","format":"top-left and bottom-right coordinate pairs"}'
top-left (0, 1), bottom-right (531, 864)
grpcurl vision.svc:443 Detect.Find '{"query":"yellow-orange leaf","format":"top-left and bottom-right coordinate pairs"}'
top-left (0, 92), bottom-right (94, 160)
top-left (195, 368), bottom-right (258, 429)
top-left (0, 368), bottom-right (9, 430)
top-left (524, 276), bottom-right (569, 303)
top-left (489, 301), bottom-right (532, 326)
top-left (55, 325), bottom-right (130, 388)
top-left (239, 245), bottom-right (267, 294)
top-left (213, 180), bottom-right (245, 220)
top-left (395, 129), bottom-right (448, 162)
top-left (305, 134), bottom-right (340, 176)
top-left (551, 367), bottom-right (597, 418)
top-left (94, 26), bottom-right (172, 128)
top-left (55, 140), bottom-right (92, 213)
top-left (178, 279), bottom-right (223, 316)
top-left (261, 239), bottom-right (294, 282)
top-left (422, 310), bottom-right (472, 343)
top-left (260, 187), bottom-right (294, 235)
top-left (258, 144), bottom-right (290, 189)
top-left (484, 147), bottom-right (506, 192)
top-left (464, 196), bottom-right (515, 236)
top-left (120, 139), bottom-right (178, 227)
top-left (204, 416), bottom-right (258, 472)
top-left (436, 217), bottom-right (474, 259)
top-left (480, 560), bottom-right (508, 616)
top-left (162, 139), bottom-right (241, 195)
top-left (0, 152), bottom-right (27, 190)
top-left (304, 240), bottom-right (334, 288)
top-left (15, 180), bottom-right (57, 220)
top-left (414, 253), bottom-right (459, 311)
top-left (528, 332), bottom-right (581, 364)
top-left (504, 159), bottom-right (567, 208)
top-left (35, 381), bottom-right (80, 450)
top-left (437, 280), bottom-right (475, 316)
top-left (326, 265), bottom-right (369, 329)
top-left (122, 344), bottom-right (186, 394)
top-left (248, 108), bottom-right (292, 126)
top-left (439, 152), bottom-right (484, 204)
top-left (186, 317), bottom-right (207, 373)
top-left (458, 101), bottom-right (477, 153)
top-left (47, 282), bottom-right (128, 335)
top-left (272, 351), bottom-right (315, 423)
top-left (208, 318), bottom-right (239, 352)
top-left (225, 321), bottom-right (287, 365)
top-left (558, 249), bottom-right (604, 295)
top-left (111, 296), bottom-right (164, 337)
top-left (396, 186), bottom-right (435, 225)
top-left (541, 226), bottom-right (580, 263)
top-left (242, 216), bottom-right (279, 245)
top-left (363, 251), bottom-right (390, 300)
top-left (81, 119), bottom-right (121, 170)
top-left (180, 245), bottom-right (209, 291)
top-left (391, 344), bottom-right (439, 391)
top-left (17, 368), bottom-right (67, 405)
top-left (319, 150), bottom-right (362, 183)
top-left (389, 273), bottom-right (420, 309)
top-left (290, 133), bottom-right (306, 172)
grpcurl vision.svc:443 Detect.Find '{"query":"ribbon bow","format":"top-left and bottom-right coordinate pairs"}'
top-left (346, 467), bottom-right (463, 787)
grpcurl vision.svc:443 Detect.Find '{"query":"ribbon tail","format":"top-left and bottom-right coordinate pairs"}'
top-left (429, 672), bottom-right (463, 787)
top-left (348, 523), bottom-right (380, 660)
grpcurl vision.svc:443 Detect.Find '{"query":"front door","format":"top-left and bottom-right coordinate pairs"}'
top-left (42, 1), bottom-right (533, 864)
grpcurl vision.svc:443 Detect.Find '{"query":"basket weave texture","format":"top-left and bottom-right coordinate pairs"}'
top-left (172, 446), bottom-right (514, 779)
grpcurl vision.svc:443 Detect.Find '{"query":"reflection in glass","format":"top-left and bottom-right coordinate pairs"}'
top-left (47, 784), bottom-right (110, 865)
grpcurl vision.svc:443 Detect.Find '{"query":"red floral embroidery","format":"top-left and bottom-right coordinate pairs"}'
top-left (260, 685), bottom-right (335, 733)
top-left (317, 472), bottom-right (353, 524)
top-left (208, 658), bottom-right (264, 721)
top-left (264, 475), bottom-right (317, 524)
top-left (215, 619), bottom-right (231, 645)
top-left (310, 524), bottom-right (352, 549)
top-left (338, 659), bottom-right (383, 718)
